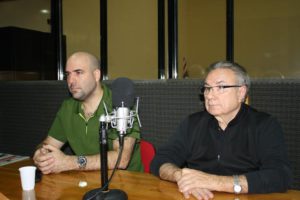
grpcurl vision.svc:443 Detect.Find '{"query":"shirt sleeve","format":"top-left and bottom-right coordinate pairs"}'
top-left (150, 117), bottom-right (189, 176)
top-left (245, 116), bottom-right (293, 193)
top-left (48, 102), bottom-right (68, 143)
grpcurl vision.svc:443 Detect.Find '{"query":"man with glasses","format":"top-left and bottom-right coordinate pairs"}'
top-left (150, 61), bottom-right (292, 199)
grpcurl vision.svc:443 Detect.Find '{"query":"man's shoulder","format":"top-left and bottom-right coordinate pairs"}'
top-left (101, 83), bottom-right (113, 106)
top-left (247, 105), bottom-right (273, 120)
top-left (102, 83), bottom-right (112, 96)
top-left (184, 110), bottom-right (210, 124)
top-left (61, 97), bottom-right (79, 106)
top-left (58, 98), bottom-right (79, 113)
top-left (246, 105), bottom-right (279, 127)
top-left (188, 110), bottom-right (210, 119)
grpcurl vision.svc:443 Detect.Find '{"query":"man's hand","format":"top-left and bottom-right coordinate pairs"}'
top-left (159, 163), bottom-right (248, 197)
top-left (178, 168), bottom-right (218, 193)
top-left (33, 144), bottom-right (75, 174)
top-left (159, 164), bottom-right (214, 199)
top-left (33, 145), bottom-right (54, 174)
top-left (42, 144), bottom-right (76, 174)
top-left (178, 168), bottom-right (248, 194)
top-left (182, 188), bottom-right (214, 200)
top-left (175, 168), bottom-right (214, 200)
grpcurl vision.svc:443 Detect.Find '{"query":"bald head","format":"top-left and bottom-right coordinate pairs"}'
top-left (65, 51), bottom-right (102, 100)
top-left (67, 51), bottom-right (100, 71)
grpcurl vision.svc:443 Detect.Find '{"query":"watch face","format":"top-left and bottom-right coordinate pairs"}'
top-left (79, 158), bottom-right (85, 164)
top-left (78, 156), bottom-right (87, 168)
top-left (234, 185), bottom-right (242, 193)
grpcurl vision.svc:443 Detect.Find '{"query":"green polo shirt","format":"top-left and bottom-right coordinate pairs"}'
top-left (48, 84), bottom-right (143, 172)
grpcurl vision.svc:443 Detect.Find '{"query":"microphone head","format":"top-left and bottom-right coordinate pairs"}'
top-left (111, 77), bottom-right (135, 108)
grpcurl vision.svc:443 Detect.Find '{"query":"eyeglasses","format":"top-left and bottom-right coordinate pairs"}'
top-left (201, 85), bottom-right (242, 95)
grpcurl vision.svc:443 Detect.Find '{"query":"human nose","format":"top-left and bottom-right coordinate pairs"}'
top-left (67, 74), bottom-right (75, 85)
top-left (204, 88), bottom-right (216, 99)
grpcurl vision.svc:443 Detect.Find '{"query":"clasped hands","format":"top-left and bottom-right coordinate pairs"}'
top-left (176, 168), bottom-right (215, 200)
top-left (33, 144), bottom-right (70, 174)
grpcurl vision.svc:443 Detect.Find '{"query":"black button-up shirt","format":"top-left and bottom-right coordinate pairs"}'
top-left (150, 104), bottom-right (292, 193)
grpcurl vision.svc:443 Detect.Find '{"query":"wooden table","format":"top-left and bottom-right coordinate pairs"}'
top-left (1, 159), bottom-right (300, 200)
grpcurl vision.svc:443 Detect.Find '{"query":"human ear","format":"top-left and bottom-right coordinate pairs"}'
top-left (238, 86), bottom-right (247, 103)
top-left (94, 69), bottom-right (101, 82)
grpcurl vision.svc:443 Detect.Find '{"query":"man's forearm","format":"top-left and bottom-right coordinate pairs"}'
top-left (60, 137), bottom-right (136, 172)
top-left (78, 150), bottom-right (130, 171)
top-left (159, 163), bottom-right (182, 182)
top-left (76, 149), bottom-right (129, 171)
top-left (61, 154), bottom-right (101, 171)
top-left (176, 168), bottom-right (249, 194)
top-left (212, 174), bottom-right (248, 193)
top-left (64, 155), bottom-right (79, 171)
top-left (82, 154), bottom-right (101, 170)
top-left (107, 137), bottom-right (136, 170)
top-left (75, 151), bottom-right (126, 171)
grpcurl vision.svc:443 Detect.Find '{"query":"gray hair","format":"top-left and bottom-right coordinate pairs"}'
top-left (205, 61), bottom-right (251, 91)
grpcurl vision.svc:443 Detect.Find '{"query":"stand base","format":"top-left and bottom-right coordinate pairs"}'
top-left (83, 188), bottom-right (128, 200)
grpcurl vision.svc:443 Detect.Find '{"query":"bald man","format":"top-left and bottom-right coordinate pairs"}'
top-left (33, 52), bottom-right (143, 174)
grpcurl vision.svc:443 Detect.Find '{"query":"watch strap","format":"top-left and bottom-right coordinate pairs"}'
top-left (233, 175), bottom-right (242, 194)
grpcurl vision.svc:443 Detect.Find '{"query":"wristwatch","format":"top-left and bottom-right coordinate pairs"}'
top-left (77, 156), bottom-right (87, 169)
top-left (233, 175), bottom-right (242, 194)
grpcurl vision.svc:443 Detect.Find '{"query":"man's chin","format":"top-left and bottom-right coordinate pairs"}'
top-left (207, 109), bottom-right (221, 116)
top-left (71, 93), bottom-right (84, 101)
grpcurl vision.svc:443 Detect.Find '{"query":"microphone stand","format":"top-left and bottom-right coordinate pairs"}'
top-left (83, 115), bottom-right (127, 200)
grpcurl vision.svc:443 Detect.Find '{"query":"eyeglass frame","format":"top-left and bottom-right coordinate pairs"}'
top-left (200, 85), bottom-right (243, 95)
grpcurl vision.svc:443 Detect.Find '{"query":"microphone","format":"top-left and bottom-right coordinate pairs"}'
top-left (110, 77), bottom-right (141, 137)
top-left (111, 77), bottom-right (135, 108)
top-left (83, 77), bottom-right (139, 200)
